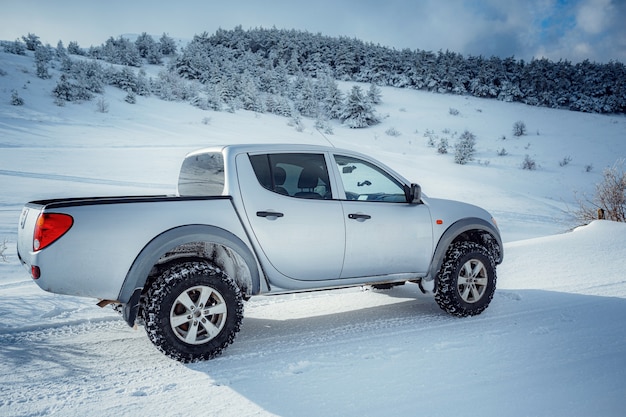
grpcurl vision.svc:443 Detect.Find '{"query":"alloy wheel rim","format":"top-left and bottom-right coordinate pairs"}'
top-left (169, 285), bottom-right (227, 345)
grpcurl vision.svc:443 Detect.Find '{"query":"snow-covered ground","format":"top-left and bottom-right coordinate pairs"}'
top-left (1, 50), bottom-right (625, 416)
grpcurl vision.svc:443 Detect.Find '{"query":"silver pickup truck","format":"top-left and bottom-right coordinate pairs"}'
top-left (17, 144), bottom-right (503, 362)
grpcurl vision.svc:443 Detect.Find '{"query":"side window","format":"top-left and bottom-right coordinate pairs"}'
top-left (249, 153), bottom-right (332, 199)
top-left (334, 155), bottom-right (407, 202)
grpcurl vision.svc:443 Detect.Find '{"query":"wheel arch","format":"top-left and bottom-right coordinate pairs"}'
top-left (426, 217), bottom-right (503, 283)
top-left (118, 224), bottom-right (261, 326)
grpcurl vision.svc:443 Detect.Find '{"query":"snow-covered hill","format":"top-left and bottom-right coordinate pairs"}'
top-left (1, 49), bottom-right (625, 416)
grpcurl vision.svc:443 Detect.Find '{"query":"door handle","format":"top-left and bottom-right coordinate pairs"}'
top-left (257, 211), bottom-right (284, 218)
top-left (348, 213), bottom-right (371, 220)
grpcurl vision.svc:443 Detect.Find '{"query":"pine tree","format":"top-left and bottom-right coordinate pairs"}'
top-left (53, 75), bottom-right (73, 101)
top-left (367, 83), bottom-right (382, 104)
top-left (291, 74), bottom-right (318, 117)
top-left (56, 40), bottom-right (67, 59)
top-left (340, 85), bottom-right (380, 128)
top-left (135, 33), bottom-right (162, 64)
top-left (159, 33), bottom-right (177, 55)
top-left (72, 60), bottom-right (104, 94)
top-left (318, 74), bottom-right (344, 119)
top-left (34, 45), bottom-right (52, 79)
top-left (67, 41), bottom-right (82, 55)
top-left (21, 33), bottom-right (41, 51)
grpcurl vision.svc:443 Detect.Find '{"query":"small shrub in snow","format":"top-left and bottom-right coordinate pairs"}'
top-left (314, 118), bottom-right (334, 135)
top-left (521, 155), bottom-right (537, 170)
top-left (124, 91), bottom-right (136, 104)
top-left (424, 129), bottom-right (437, 147)
top-left (454, 130), bottom-right (476, 165)
top-left (437, 138), bottom-right (449, 154)
top-left (585, 164), bottom-right (594, 173)
top-left (497, 148), bottom-right (507, 156)
top-left (449, 107), bottom-right (460, 116)
top-left (11, 90), bottom-right (24, 106)
top-left (288, 114), bottom-right (304, 132)
top-left (385, 127), bottom-right (401, 137)
top-left (559, 156), bottom-right (572, 167)
top-left (513, 120), bottom-right (527, 137)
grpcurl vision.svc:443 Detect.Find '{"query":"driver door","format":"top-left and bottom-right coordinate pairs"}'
top-left (333, 154), bottom-right (433, 278)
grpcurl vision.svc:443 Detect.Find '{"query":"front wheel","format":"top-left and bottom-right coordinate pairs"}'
top-left (142, 261), bottom-right (243, 363)
top-left (435, 242), bottom-right (496, 317)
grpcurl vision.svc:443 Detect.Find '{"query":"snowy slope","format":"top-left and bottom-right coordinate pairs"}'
top-left (1, 50), bottom-right (626, 416)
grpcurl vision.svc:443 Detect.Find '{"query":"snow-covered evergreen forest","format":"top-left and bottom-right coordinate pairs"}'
top-left (3, 26), bottom-right (625, 127)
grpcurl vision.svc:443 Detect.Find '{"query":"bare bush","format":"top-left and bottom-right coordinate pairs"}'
top-left (513, 120), bottom-right (526, 137)
top-left (96, 97), bottom-right (109, 113)
top-left (574, 159), bottom-right (626, 223)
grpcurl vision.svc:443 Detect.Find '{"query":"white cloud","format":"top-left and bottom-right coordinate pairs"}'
top-left (0, 0), bottom-right (624, 63)
top-left (576, 0), bottom-right (614, 34)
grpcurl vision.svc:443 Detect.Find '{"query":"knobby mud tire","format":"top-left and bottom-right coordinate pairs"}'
top-left (142, 261), bottom-right (244, 363)
top-left (434, 241), bottom-right (496, 317)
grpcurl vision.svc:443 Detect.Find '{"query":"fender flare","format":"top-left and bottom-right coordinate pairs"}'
top-left (426, 217), bottom-right (503, 282)
top-left (118, 224), bottom-right (260, 326)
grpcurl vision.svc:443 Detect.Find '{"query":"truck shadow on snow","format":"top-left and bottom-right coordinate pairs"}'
top-left (187, 287), bottom-right (626, 417)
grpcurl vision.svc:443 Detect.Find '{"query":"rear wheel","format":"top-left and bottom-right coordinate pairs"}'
top-left (142, 261), bottom-right (243, 363)
top-left (435, 242), bottom-right (496, 317)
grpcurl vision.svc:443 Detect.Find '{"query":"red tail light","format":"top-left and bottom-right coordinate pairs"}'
top-left (33, 213), bottom-right (74, 251)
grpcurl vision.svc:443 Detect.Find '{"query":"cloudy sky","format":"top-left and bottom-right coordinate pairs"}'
top-left (2, 0), bottom-right (625, 63)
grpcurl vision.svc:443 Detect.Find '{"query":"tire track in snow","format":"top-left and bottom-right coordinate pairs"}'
top-left (0, 169), bottom-right (172, 189)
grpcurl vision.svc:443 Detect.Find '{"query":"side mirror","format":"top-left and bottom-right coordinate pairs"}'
top-left (405, 183), bottom-right (422, 204)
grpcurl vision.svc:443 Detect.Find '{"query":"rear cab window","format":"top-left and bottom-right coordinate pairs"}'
top-left (178, 152), bottom-right (225, 196)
